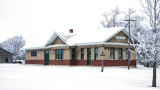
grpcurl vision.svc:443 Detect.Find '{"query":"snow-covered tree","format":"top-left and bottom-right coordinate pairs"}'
top-left (101, 8), bottom-right (145, 37)
top-left (137, 0), bottom-right (160, 87)
top-left (13, 49), bottom-right (25, 60)
top-left (1, 35), bottom-right (25, 58)
top-left (135, 30), bottom-right (160, 67)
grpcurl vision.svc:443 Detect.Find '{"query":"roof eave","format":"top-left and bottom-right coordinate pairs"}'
top-left (25, 45), bottom-right (69, 50)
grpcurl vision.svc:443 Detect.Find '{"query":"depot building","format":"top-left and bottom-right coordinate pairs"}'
top-left (25, 27), bottom-right (139, 66)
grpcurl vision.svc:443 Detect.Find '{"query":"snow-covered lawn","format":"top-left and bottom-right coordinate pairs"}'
top-left (0, 64), bottom-right (160, 90)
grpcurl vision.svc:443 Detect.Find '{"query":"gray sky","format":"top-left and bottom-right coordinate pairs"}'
top-left (0, 0), bottom-right (140, 48)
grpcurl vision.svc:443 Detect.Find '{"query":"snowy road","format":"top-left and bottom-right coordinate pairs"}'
top-left (0, 64), bottom-right (160, 90)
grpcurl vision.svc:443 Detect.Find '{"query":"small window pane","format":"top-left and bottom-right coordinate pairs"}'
top-left (118, 48), bottom-right (123, 60)
top-left (61, 49), bottom-right (63, 54)
top-left (72, 49), bottom-right (75, 60)
top-left (55, 49), bottom-right (64, 60)
top-left (59, 50), bottom-right (61, 54)
top-left (81, 48), bottom-right (84, 60)
top-left (94, 47), bottom-right (98, 60)
top-left (126, 48), bottom-right (129, 60)
top-left (56, 50), bottom-right (58, 54)
top-left (31, 51), bottom-right (37, 56)
top-left (110, 48), bottom-right (115, 60)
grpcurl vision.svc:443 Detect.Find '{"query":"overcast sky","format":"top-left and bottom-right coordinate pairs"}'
top-left (0, 0), bottom-right (141, 48)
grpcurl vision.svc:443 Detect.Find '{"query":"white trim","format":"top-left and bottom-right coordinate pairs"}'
top-left (45, 31), bottom-right (76, 46)
top-left (104, 28), bottom-right (140, 43)
top-left (104, 28), bottom-right (124, 42)
top-left (45, 32), bottom-right (57, 46)
top-left (122, 28), bottom-right (140, 43)
top-left (25, 45), bottom-right (69, 50)
top-left (45, 32), bottom-right (68, 46)
top-left (25, 42), bottom-right (135, 50)
top-left (71, 42), bottom-right (135, 46)
top-left (56, 32), bottom-right (68, 45)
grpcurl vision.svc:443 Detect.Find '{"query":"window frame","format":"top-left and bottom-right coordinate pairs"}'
top-left (55, 49), bottom-right (64, 60)
top-left (81, 48), bottom-right (84, 60)
top-left (118, 48), bottom-right (123, 60)
top-left (31, 51), bottom-right (37, 56)
top-left (110, 47), bottom-right (115, 60)
top-left (126, 48), bottom-right (129, 60)
top-left (94, 47), bottom-right (98, 60)
top-left (72, 48), bottom-right (75, 60)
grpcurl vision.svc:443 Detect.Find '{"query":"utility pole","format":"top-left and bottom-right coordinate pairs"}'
top-left (124, 18), bottom-right (136, 70)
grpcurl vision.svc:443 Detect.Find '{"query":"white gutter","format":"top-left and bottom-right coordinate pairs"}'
top-left (25, 45), bottom-right (69, 50)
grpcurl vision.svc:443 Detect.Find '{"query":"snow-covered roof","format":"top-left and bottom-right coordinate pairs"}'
top-left (0, 47), bottom-right (13, 55)
top-left (26, 27), bottom-right (140, 50)
top-left (66, 27), bottom-right (139, 45)
top-left (45, 31), bottom-right (76, 46)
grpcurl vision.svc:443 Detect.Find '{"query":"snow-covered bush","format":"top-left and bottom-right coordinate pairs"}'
top-left (135, 30), bottom-right (160, 67)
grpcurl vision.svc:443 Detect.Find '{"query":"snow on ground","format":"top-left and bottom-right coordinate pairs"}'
top-left (0, 64), bottom-right (160, 90)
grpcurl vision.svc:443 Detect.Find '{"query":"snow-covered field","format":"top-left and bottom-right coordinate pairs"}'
top-left (0, 64), bottom-right (160, 90)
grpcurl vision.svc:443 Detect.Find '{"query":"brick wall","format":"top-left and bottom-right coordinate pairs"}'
top-left (25, 59), bottom-right (136, 66)
top-left (25, 60), bottom-right (44, 64)
top-left (91, 60), bottom-right (136, 66)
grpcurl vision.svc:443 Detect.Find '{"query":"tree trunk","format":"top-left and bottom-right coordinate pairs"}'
top-left (152, 60), bottom-right (156, 87)
top-left (152, 0), bottom-right (157, 87)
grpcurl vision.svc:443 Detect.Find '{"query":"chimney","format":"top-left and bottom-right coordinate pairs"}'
top-left (69, 29), bottom-right (73, 33)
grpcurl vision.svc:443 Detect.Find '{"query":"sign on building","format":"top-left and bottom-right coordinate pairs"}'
top-left (115, 36), bottom-right (125, 40)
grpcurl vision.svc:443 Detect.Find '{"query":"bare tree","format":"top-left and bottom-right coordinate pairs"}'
top-left (111, 7), bottom-right (121, 27)
top-left (124, 8), bottom-right (136, 20)
top-left (101, 7), bottom-right (121, 28)
top-left (140, 0), bottom-right (160, 87)
top-left (123, 8), bottom-right (136, 29)
top-left (101, 13), bottom-right (112, 28)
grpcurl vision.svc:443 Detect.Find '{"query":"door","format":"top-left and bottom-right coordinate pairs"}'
top-left (5, 58), bottom-right (8, 62)
top-left (44, 50), bottom-right (49, 65)
top-left (87, 48), bottom-right (91, 65)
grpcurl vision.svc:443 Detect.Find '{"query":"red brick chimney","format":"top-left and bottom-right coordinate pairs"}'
top-left (69, 29), bottom-right (73, 33)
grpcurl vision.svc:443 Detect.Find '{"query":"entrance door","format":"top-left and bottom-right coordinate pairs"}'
top-left (6, 58), bottom-right (8, 62)
top-left (87, 48), bottom-right (91, 65)
top-left (44, 50), bottom-right (49, 65)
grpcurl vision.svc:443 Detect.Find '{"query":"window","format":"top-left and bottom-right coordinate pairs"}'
top-left (87, 48), bottom-right (91, 61)
top-left (110, 48), bottom-right (115, 60)
top-left (55, 49), bottom-right (63, 60)
top-left (31, 51), bottom-right (37, 56)
top-left (72, 49), bottom-right (75, 60)
top-left (126, 48), bottom-right (129, 60)
top-left (94, 47), bottom-right (98, 60)
top-left (81, 48), bottom-right (84, 60)
top-left (118, 48), bottom-right (123, 60)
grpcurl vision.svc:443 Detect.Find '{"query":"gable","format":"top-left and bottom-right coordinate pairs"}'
top-left (106, 31), bottom-right (131, 44)
top-left (51, 36), bottom-right (66, 45)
